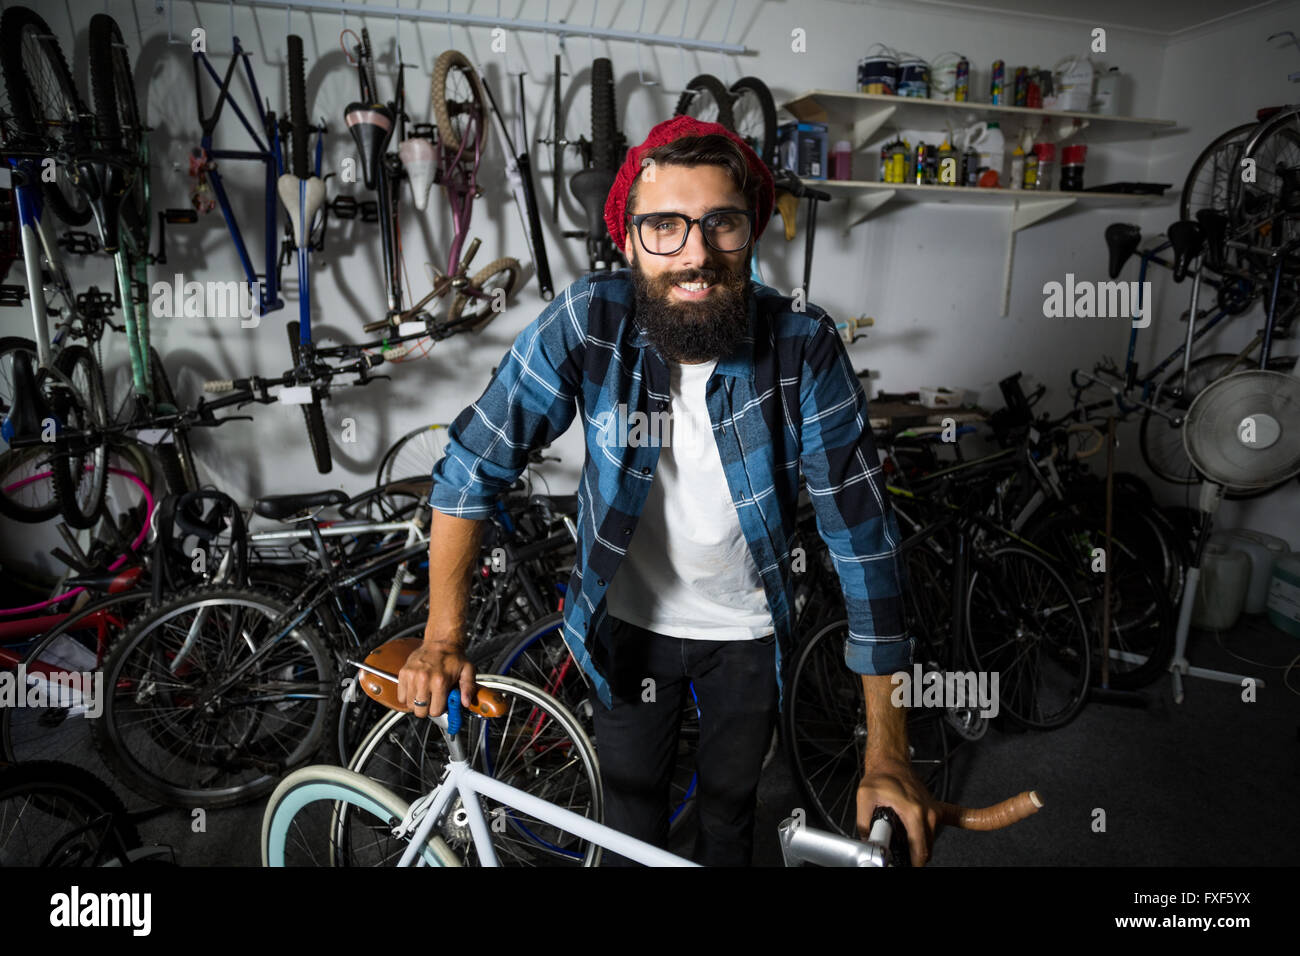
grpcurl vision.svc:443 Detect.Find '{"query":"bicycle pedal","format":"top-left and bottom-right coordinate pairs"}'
top-left (58, 231), bottom-right (101, 255)
top-left (359, 201), bottom-right (379, 223)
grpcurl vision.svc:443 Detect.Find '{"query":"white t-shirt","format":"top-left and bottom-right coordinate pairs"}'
top-left (604, 358), bottom-right (774, 640)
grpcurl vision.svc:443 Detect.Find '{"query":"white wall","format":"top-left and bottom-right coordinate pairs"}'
top-left (4, 0), bottom-right (1298, 566)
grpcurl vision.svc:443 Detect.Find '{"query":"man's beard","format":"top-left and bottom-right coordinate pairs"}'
top-left (629, 251), bottom-right (752, 364)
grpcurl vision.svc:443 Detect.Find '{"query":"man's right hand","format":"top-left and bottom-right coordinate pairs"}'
top-left (397, 639), bottom-right (478, 719)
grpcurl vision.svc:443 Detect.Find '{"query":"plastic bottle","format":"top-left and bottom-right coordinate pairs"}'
top-left (831, 140), bottom-right (853, 180)
top-left (936, 140), bottom-right (956, 185)
top-left (1024, 151), bottom-right (1039, 188)
top-left (1092, 67), bottom-right (1120, 115)
top-left (1033, 142), bottom-right (1055, 190)
top-left (1009, 146), bottom-right (1024, 190)
top-left (976, 121), bottom-right (1005, 186)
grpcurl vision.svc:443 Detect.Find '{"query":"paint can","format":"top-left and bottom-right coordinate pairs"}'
top-left (897, 56), bottom-right (931, 98)
top-left (858, 44), bottom-right (898, 95)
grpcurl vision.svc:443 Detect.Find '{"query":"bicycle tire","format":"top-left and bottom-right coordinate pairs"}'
top-left (49, 344), bottom-right (109, 529)
top-left (673, 74), bottom-right (735, 131)
top-left (1180, 122), bottom-right (1254, 224)
top-left (0, 6), bottom-right (92, 227)
top-left (88, 12), bottom-right (146, 222)
top-left (91, 585), bottom-right (338, 808)
top-left (782, 617), bottom-right (951, 838)
top-left (286, 320), bottom-right (332, 474)
top-left (591, 58), bottom-right (618, 172)
top-left (263, 763), bottom-right (457, 866)
top-left (0, 336), bottom-right (60, 522)
top-left (149, 348), bottom-right (199, 494)
top-left (345, 673), bottom-right (603, 866)
top-left (965, 546), bottom-right (1091, 729)
top-left (1229, 120), bottom-right (1300, 275)
top-left (287, 35), bottom-right (309, 180)
top-left (729, 76), bottom-right (777, 169)
top-left (432, 50), bottom-right (486, 156)
top-left (448, 256), bottom-right (521, 332)
top-left (0, 760), bottom-right (141, 866)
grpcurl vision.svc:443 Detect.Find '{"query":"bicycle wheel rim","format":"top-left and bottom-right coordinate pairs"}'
top-left (49, 346), bottom-right (108, 528)
top-left (378, 424), bottom-right (450, 487)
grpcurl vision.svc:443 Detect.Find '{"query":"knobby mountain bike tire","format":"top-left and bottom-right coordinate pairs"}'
top-left (263, 763), bottom-right (457, 866)
top-left (0, 6), bottom-right (92, 227)
top-left (91, 586), bottom-right (338, 808)
top-left (0, 760), bottom-right (141, 866)
top-left (590, 58), bottom-right (618, 172)
top-left (286, 321), bottom-right (332, 474)
top-left (287, 35), bottom-right (309, 180)
top-left (449, 257), bottom-right (521, 332)
top-left (0, 336), bottom-right (60, 522)
top-left (345, 674), bottom-right (603, 866)
top-left (88, 13), bottom-right (148, 233)
top-left (432, 50), bottom-right (486, 156)
top-left (49, 344), bottom-right (109, 529)
top-left (673, 74), bottom-right (735, 131)
top-left (729, 77), bottom-right (777, 169)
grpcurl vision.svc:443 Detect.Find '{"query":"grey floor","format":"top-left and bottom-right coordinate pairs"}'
top-left (50, 614), bottom-right (1300, 867)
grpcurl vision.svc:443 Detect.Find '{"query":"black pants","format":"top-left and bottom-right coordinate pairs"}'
top-left (589, 616), bottom-right (778, 866)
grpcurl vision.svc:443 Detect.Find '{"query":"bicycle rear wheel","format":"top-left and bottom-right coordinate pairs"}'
top-left (1180, 123), bottom-right (1254, 223)
top-left (783, 618), bottom-right (950, 838)
top-left (0, 6), bottom-right (92, 226)
top-left (263, 764), bottom-right (456, 866)
top-left (49, 344), bottom-right (109, 529)
top-left (730, 77), bottom-right (777, 169)
top-left (345, 673), bottom-right (602, 866)
top-left (448, 256), bottom-right (520, 332)
top-left (377, 424), bottom-right (450, 487)
top-left (965, 546), bottom-right (1091, 729)
top-left (92, 586), bottom-right (338, 808)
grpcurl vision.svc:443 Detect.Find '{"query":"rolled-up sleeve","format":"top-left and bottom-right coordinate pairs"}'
top-left (429, 278), bottom-right (590, 517)
top-left (797, 314), bottom-right (912, 675)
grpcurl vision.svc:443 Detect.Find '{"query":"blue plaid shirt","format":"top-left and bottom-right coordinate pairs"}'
top-left (429, 271), bottom-right (912, 708)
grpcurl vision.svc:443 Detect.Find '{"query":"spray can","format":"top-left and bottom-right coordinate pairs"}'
top-left (1013, 66), bottom-right (1028, 107)
top-left (1023, 150), bottom-right (1039, 189)
top-left (890, 140), bottom-right (908, 183)
top-left (990, 59), bottom-right (1005, 105)
top-left (936, 141), bottom-right (956, 185)
top-left (963, 146), bottom-right (979, 186)
top-left (914, 142), bottom-right (928, 185)
top-left (955, 57), bottom-right (969, 102)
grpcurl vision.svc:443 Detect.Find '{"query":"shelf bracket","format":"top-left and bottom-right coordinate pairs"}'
top-left (1054, 116), bottom-right (1090, 142)
top-left (843, 188), bottom-right (895, 232)
top-left (1002, 197), bottom-right (1075, 315)
top-left (852, 106), bottom-right (897, 151)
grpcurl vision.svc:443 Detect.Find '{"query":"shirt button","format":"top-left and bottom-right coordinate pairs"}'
top-left (597, 578), bottom-right (605, 586)
top-left (623, 527), bottom-right (632, 535)
top-left (640, 467), bottom-right (650, 475)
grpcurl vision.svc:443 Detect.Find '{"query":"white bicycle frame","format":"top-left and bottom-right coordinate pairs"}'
top-left (372, 697), bottom-right (896, 868)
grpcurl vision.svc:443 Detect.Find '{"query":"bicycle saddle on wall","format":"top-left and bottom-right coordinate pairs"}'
top-left (1167, 220), bottom-right (1204, 282)
top-left (1104, 223), bottom-right (1141, 279)
top-left (345, 102), bottom-right (394, 191)
top-left (1195, 209), bottom-right (1229, 272)
top-left (570, 166), bottom-right (617, 240)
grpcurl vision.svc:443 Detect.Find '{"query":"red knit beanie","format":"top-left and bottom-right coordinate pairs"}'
top-left (603, 115), bottom-right (776, 251)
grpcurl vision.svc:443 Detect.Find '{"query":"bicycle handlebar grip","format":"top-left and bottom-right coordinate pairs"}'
top-left (446, 689), bottom-right (463, 736)
top-left (938, 790), bottom-right (1043, 830)
top-left (870, 805), bottom-right (911, 867)
top-left (204, 379), bottom-right (234, 392)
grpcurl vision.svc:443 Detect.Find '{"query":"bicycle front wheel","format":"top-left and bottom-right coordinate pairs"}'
top-left (346, 673), bottom-right (602, 866)
top-left (782, 618), bottom-right (950, 838)
top-left (263, 764), bottom-right (457, 867)
top-left (49, 344), bottom-right (109, 528)
top-left (0, 760), bottom-right (141, 867)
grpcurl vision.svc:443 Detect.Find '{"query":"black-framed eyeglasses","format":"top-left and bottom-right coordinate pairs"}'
top-left (629, 208), bottom-right (754, 255)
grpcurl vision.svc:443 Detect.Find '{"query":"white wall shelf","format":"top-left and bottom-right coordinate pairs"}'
top-left (809, 181), bottom-right (1172, 315)
top-left (782, 90), bottom-right (1179, 150)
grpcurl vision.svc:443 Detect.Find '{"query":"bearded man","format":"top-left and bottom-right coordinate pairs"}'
top-left (400, 115), bottom-right (934, 867)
